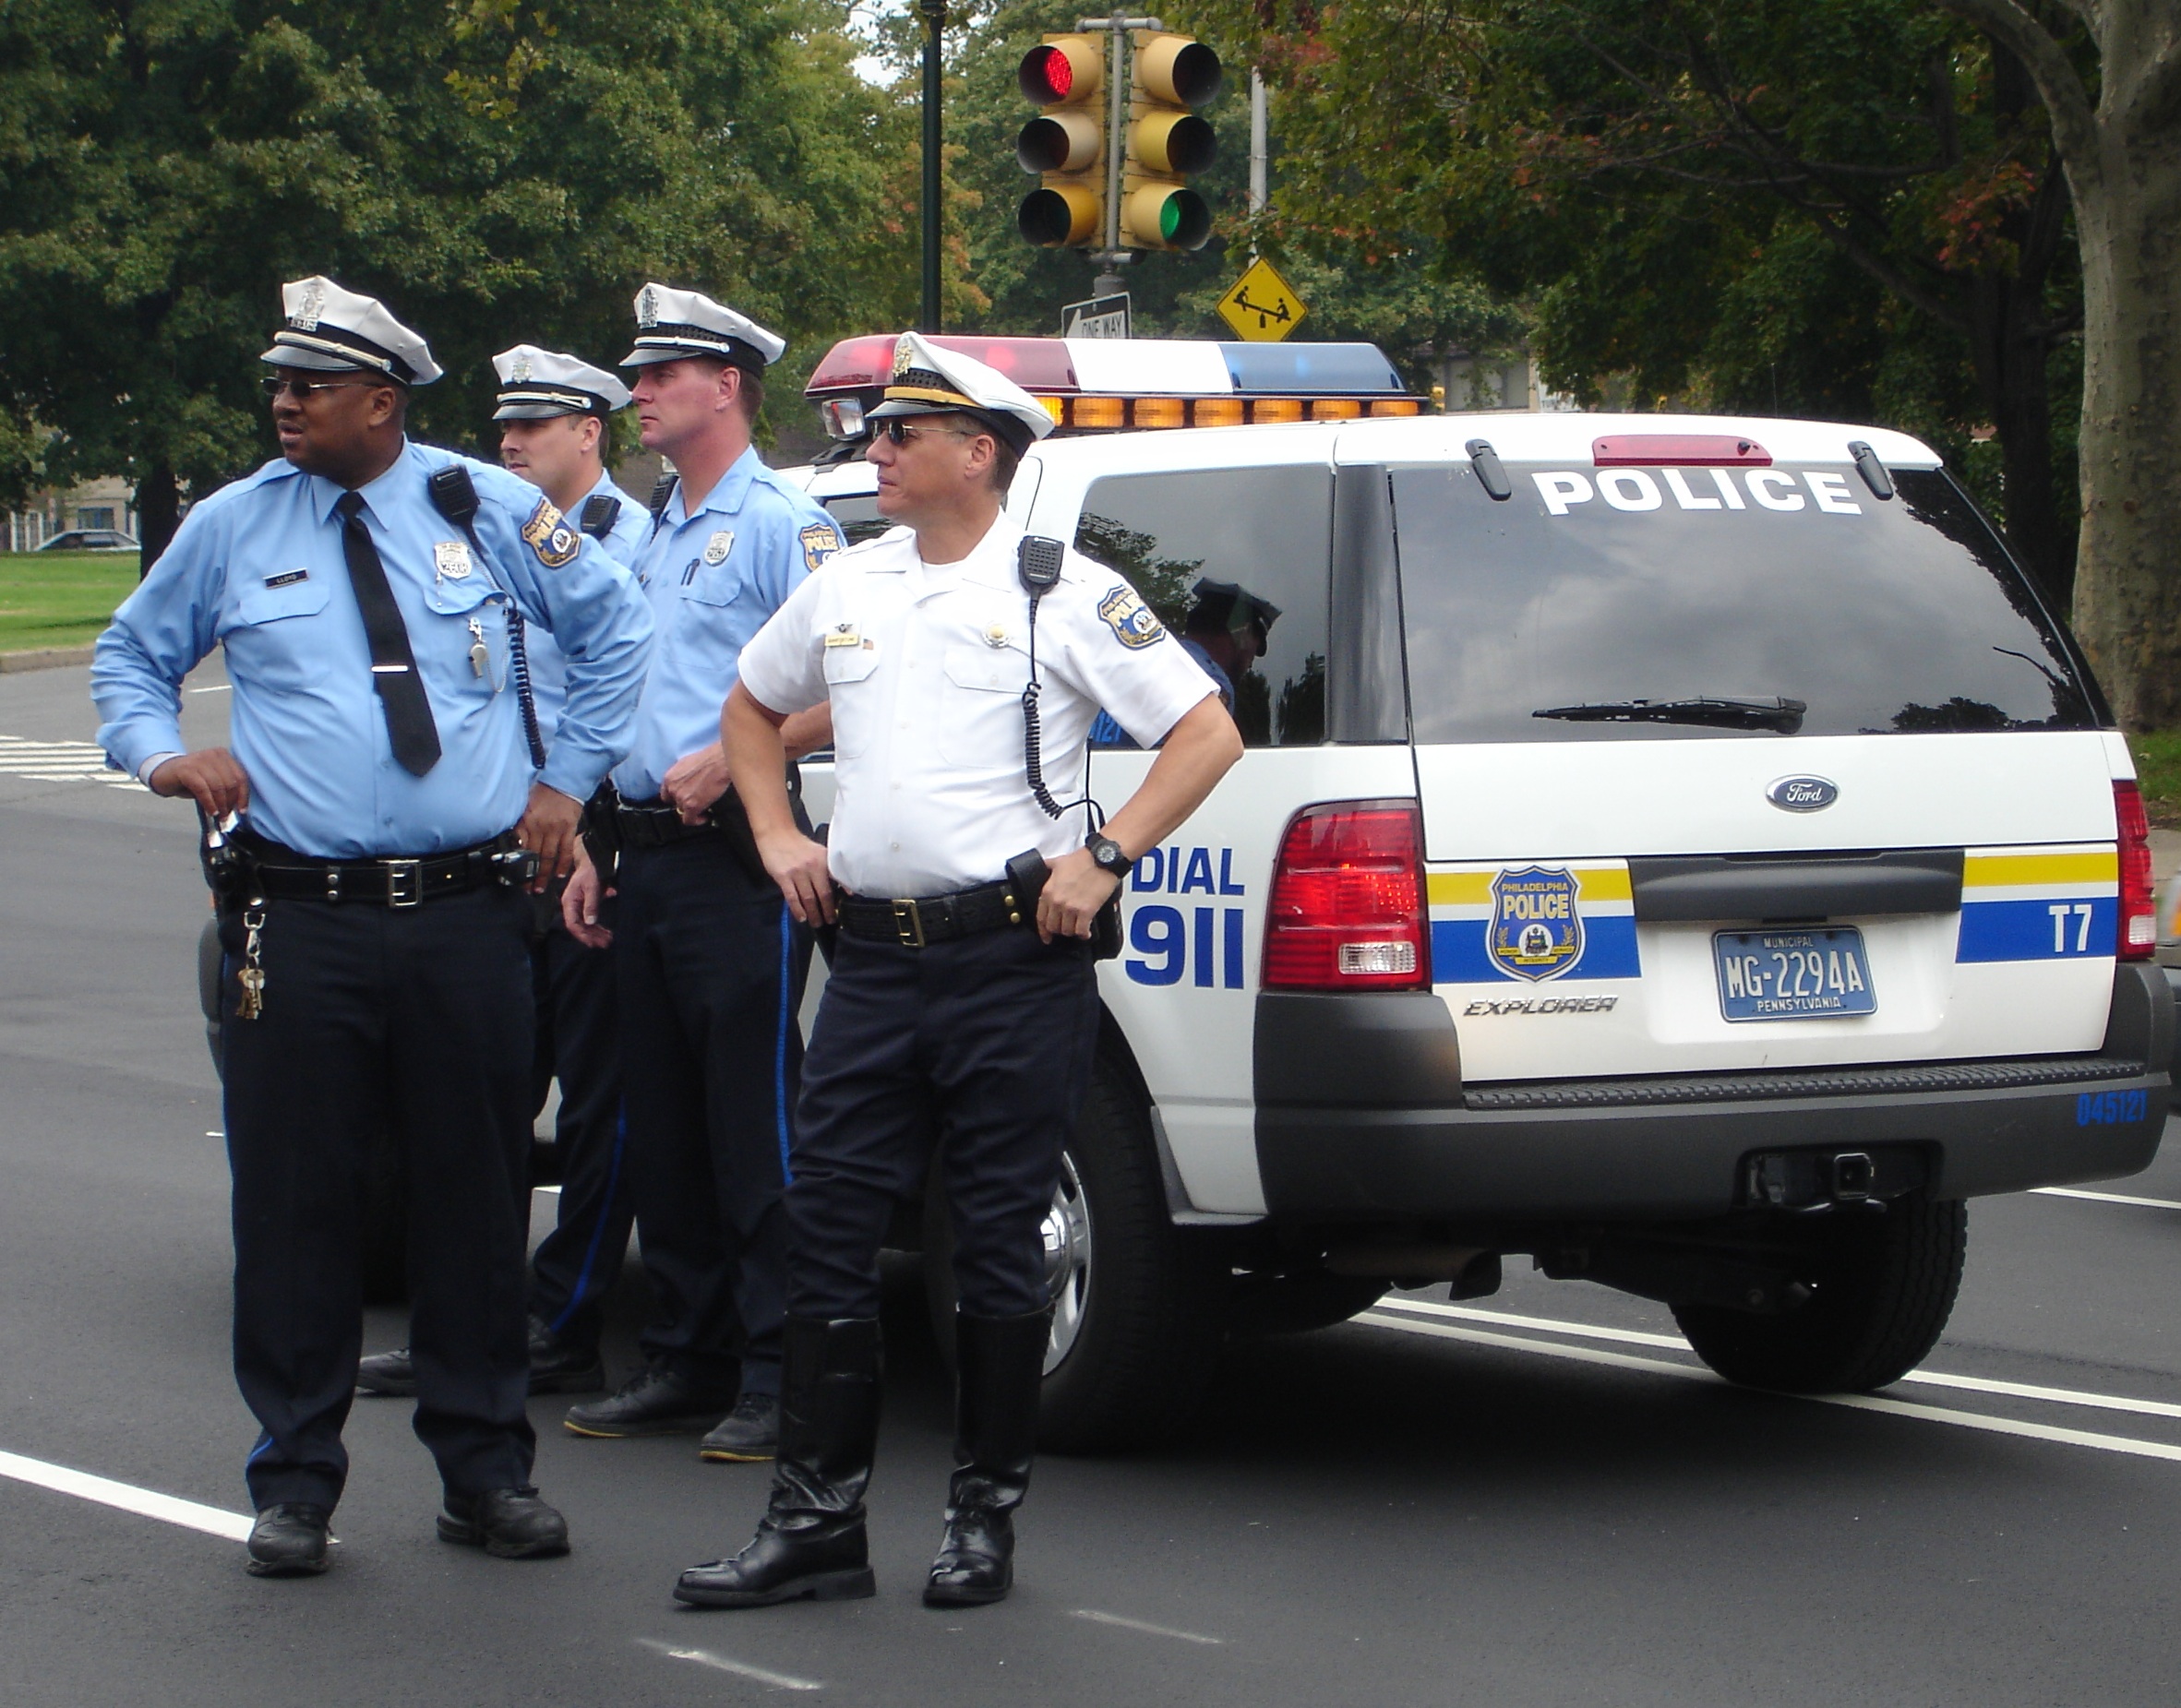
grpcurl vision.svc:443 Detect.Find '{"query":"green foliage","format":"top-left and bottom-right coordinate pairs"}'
top-left (0, 551), bottom-right (140, 651)
top-left (0, 0), bottom-right (905, 514)
top-left (2127, 732), bottom-right (2181, 831)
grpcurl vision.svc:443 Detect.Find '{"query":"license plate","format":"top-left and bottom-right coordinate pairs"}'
top-left (1712, 927), bottom-right (1876, 1021)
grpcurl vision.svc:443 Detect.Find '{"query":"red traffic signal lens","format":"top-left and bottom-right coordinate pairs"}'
top-left (1035, 44), bottom-right (1071, 99)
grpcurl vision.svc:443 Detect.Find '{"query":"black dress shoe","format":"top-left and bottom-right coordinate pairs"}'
top-left (676, 1521), bottom-right (875, 1608)
top-left (564, 1364), bottom-right (734, 1438)
top-left (355, 1347), bottom-right (416, 1398)
top-left (246, 1503), bottom-right (330, 1577)
top-left (437, 1487), bottom-right (570, 1559)
top-left (527, 1317), bottom-right (605, 1394)
top-left (699, 1391), bottom-right (780, 1463)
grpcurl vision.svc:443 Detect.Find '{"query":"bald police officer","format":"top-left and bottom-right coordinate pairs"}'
top-left (356, 346), bottom-right (649, 1402)
top-left (559, 286), bottom-right (841, 1459)
top-left (92, 279), bottom-right (653, 1576)
top-left (680, 335), bottom-right (1241, 1609)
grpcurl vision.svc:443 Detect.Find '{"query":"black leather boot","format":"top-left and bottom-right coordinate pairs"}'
top-left (924, 1308), bottom-right (1048, 1608)
top-left (675, 1318), bottom-right (881, 1609)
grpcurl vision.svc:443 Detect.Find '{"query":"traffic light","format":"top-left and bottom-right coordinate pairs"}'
top-left (1016, 35), bottom-right (1106, 249)
top-left (1121, 32), bottom-right (1221, 251)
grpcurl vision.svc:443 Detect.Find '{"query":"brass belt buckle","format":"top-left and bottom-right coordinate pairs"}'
top-left (891, 898), bottom-right (926, 949)
top-left (382, 858), bottom-right (423, 908)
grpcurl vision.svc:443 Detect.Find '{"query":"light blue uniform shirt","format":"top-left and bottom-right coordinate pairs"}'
top-left (92, 441), bottom-right (654, 859)
top-left (524, 470), bottom-right (651, 750)
top-left (609, 445), bottom-right (840, 802)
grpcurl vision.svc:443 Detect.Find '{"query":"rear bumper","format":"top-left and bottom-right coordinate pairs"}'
top-left (1253, 966), bottom-right (2171, 1222)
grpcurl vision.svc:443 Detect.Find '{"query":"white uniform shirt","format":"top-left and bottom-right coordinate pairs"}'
top-left (737, 513), bottom-right (1216, 898)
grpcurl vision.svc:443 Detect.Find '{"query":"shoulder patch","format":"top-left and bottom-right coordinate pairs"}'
top-left (1096, 583), bottom-right (1166, 650)
top-left (521, 496), bottom-right (581, 569)
top-left (799, 520), bottom-right (843, 572)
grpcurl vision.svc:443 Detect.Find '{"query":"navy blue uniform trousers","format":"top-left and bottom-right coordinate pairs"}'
top-left (786, 926), bottom-right (1100, 1321)
top-left (220, 885), bottom-right (535, 1513)
top-left (614, 835), bottom-right (809, 1394)
top-left (525, 902), bottom-right (630, 1349)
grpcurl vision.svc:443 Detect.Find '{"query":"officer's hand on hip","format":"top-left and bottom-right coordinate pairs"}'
top-left (518, 782), bottom-right (583, 891)
top-left (150, 749), bottom-right (252, 819)
top-left (562, 845), bottom-right (615, 949)
top-left (1037, 848), bottom-right (1120, 945)
top-left (761, 828), bottom-right (835, 926)
top-left (661, 742), bottom-right (731, 826)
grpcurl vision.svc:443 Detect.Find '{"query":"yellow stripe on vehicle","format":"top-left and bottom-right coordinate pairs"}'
top-left (1964, 850), bottom-right (2116, 890)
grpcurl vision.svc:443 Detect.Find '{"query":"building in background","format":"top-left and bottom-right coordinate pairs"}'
top-left (5, 476), bottom-right (138, 551)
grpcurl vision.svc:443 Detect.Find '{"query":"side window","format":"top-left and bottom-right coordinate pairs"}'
top-left (1073, 467), bottom-right (1331, 747)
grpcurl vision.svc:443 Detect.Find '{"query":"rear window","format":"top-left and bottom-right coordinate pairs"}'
top-left (1073, 467), bottom-right (1331, 747)
top-left (1392, 463), bottom-right (2097, 743)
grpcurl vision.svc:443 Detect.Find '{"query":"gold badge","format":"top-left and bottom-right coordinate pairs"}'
top-left (984, 624), bottom-right (1009, 648)
top-left (824, 623), bottom-right (861, 649)
top-left (521, 497), bottom-right (581, 569)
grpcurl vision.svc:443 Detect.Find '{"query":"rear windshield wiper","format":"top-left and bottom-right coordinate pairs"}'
top-left (1532, 696), bottom-right (1807, 734)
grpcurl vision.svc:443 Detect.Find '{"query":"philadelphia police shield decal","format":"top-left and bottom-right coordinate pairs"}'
top-left (1488, 865), bottom-right (1584, 981)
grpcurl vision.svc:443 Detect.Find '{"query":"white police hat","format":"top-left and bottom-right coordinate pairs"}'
top-left (259, 276), bottom-right (442, 386)
top-left (867, 331), bottom-right (1056, 456)
top-left (621, 283), bottom-right (786, 371)
top-left (491, 345), bottom-right (632, 420)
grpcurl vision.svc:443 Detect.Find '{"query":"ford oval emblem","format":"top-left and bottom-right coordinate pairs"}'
top-left (1768, 775), bottom-right (1839, 812)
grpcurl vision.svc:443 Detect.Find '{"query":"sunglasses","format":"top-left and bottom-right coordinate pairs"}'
top-left (261, 376), bottom-right (380, 400)
top-left (877, 418), bottom-right (975, 447)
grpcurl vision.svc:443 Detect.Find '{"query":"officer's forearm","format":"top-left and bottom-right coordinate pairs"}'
top-left (780, 703), bottom-right (833, 760)
top-left (722, 680), bottom-right (798, 841)
top-left (1101, 696), bottom-right (1243, 860)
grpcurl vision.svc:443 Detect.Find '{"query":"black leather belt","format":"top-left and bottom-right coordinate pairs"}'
top-left (239, 830), bottom-right (525, 907)
top-left (834, 878), bottom-right (1032, 948)
top-left (612, 798), bottom-right (718, 850)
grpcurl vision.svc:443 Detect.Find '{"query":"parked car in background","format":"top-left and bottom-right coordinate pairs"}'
top-left (35, 528), bottom-right (138, 553)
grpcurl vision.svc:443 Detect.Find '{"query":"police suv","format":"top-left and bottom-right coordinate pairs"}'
top-left (789, 335), bottom-right (2173, 1453)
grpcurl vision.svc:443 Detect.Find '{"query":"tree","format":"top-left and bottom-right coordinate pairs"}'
top-left (0, 0), bottom-right (901, 566)
top-left (1204, 0), bottom-right (2087, 600)
top-left (1930, 0), bottom-right (2181, 726)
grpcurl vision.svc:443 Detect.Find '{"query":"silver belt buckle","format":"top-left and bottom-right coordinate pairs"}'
top-left (891, 899), bottom-right (926, 949)
top-left (382, 858), bottom-right (423, 908)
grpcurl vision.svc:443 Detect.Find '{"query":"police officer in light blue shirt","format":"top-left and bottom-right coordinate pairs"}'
top-left (558, 283), bottom-right (841, 1460)
top-left (90, 278), bottom-right (653, 1580)
top-left (356, 342), bottom-right (653, 1406)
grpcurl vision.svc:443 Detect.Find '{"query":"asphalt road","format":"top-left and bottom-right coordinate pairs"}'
top-left (6, 659), bottom-right (2181, 1706)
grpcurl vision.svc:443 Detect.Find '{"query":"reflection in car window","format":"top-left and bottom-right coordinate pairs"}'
top-left (1074, 469), bottom-right (1330, 747)
top-left (1392, 464), bottom-right (2096, 745)
top-left (819, 493), bottom-right (891, 546)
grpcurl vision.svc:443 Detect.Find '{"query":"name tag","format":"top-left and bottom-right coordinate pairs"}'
top-left (824, 626), bottom-right (862, 649)
top-left (264, 568), bottom-right (309, 589)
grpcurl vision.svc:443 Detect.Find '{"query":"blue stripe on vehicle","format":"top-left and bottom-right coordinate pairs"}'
top-left (1430, 914), bottom-right (1643, 983)
top-left (549, 1098), bottom-right (628, 1335)
top-left (774, 904), bottom-right (795, 1186)
top-left (1957, 897), bottom-right (2118, 962)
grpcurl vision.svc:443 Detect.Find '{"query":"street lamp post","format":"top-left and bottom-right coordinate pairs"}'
top-left (919, 0), bottom-right (947, 333)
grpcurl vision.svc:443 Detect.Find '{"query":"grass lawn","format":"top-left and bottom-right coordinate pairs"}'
top-left (2129, 732), bottom-right (2181, 830)
top-left (0, 551), bottom-right (140, 652)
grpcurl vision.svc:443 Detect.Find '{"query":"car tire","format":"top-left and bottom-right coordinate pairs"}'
top-left (1226, 1269), bottom-right (1389, 1337)
top-left (1672, 1198), bottom-right (1967, 1394)
top-left (923, 1049), bottom-right (1228, 1453)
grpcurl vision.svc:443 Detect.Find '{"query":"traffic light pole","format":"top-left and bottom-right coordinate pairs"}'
top-left (1080, 12), bottom-right (1164, 301)
top-left (919, 0), bottom-right (947, 332)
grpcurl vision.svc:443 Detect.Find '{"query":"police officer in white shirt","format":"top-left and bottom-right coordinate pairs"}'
top-left (679, 334), bottom-right (1241, 1610)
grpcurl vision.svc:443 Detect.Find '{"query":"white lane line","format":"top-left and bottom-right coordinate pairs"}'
top-left (0, 1449), bottom-right (253, 1542)
top-left (187, 683), bottom-right (231, 694)
top-left (636, 1637), bottom-right (821, 1690)
top-left (2033, 1186), bottom-right (2181, 1212)
top-left (1354, 1312), bottom-right (2181, 1463)
top-left (1071, 1607), bottom-right (1226, 1645)
top-left (1376, 1297), bottom-right (2181, 1423)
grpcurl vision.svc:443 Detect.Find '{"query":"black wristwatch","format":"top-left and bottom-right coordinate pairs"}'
top-left (1085, 834), bottom-right (1131, 879)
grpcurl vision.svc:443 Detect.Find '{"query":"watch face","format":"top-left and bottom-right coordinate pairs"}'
top-left (1093, 838), bottom-right (1129, 873)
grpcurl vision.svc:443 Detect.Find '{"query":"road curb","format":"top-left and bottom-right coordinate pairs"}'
top-left (0, 645), bottom-right (95, 674)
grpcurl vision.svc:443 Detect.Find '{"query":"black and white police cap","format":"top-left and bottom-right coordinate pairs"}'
top-left (259, 276), bottom-right (442, 386)
top-left (621, 283), bottom-right (786, 371)
top-left (491, 344), bottom-right (633, 420)
top-left (867, 330), bottom-right (1056, 456)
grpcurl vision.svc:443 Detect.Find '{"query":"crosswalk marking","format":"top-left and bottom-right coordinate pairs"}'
top-left (0, 735), bottom-right (142, 788)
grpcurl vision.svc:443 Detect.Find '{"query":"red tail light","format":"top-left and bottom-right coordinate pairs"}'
top-left (2116, 780), bottom-right (2156, 960)
top-left (1264, 801), bottom-right (1431, 991)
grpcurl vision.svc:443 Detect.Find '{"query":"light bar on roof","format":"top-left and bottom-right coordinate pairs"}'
top-left (803, 335), bottom-right (1408, 401)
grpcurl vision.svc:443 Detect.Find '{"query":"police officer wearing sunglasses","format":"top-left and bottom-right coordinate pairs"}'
top-left (685, 334), bottom-right (1241, 1610)
top-left (91, 278), bottom-right (653, 1578)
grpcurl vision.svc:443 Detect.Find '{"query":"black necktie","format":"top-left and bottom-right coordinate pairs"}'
top-left (335, 491), bottom-right (441, 776)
